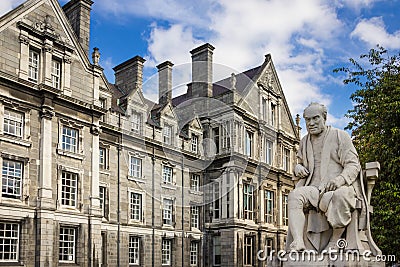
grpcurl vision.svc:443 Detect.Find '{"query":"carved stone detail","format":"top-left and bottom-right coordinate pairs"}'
top-left (19, 34), bottom-right (30, 45)
top-left (64, 56), bottom-right (72, 64)
top-left (91, 125), bottom-right (101, 136)
top-left (40, 106), bottom-right (54, 119)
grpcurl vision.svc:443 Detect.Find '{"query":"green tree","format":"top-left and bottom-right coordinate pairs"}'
top-left (334, 46), bottom-right (400, 262)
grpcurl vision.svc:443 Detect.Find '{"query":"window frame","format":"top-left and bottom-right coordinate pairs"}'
top-left (190, 173), bottom-right (200, 192)
top-left (243, 235), bottom-right (254, 266)
top-left (129, 235), bottom-right (140, 265)
top-left (191, 134), bottom-right (198, 153)
top-left (213, 235), bottom-right (221, 266)
top-left (163, 124), bottom-right (172, 145)
top-left (162, 165), bottom-right (173, 184)
top-left (190, 241), bottom-right (199, 266)
top-left (245, 131), bottom-right (253, 157)
top-left (59, 226), bottom-right (76, 263)
top-left (282, 194), bottom-right (289, 226)
top-left (51, 58), bottom-right (61, 89)
top-left (266, 140), bottom-right (273, 165)
top-left (0, 222), bottom-right (19, 262)
top-left (99, 185), bottom-right (107, 218)
top-left (3, 109), bottom-right (24, 138)
top-left (161, 238), bottom-right (172, 266)
top-left (131, 111), bottom-right (142, 134)
top-left (61, 126), bottom-right (78, 153)
top-left (130, 191), bottom-right (143, 222)
top-left (190, 206), bottom-right (199, 229)
top-left (28, 49), bottom-right (40, 82)
top-left (264, 189), bottom-right (274, 224)
top-left (283, 148), bottom-right (290, 172)
top-left (162, 198), bottom-right (174, 226)
top-left (129, 156), bottom-right (142, 178)
top-left (243, 183), bottom-right (254, 220)
top-left (1, 159), bottom-right (23, 199)
top-left (60, 171), bottom-right (78, 208)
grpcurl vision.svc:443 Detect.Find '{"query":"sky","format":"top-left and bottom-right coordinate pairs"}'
top-left (1, 0), bottom-right (400, 133)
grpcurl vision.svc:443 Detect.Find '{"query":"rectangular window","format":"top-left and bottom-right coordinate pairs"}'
top-left (59, 227), bottom-right (76, 263)
top-left (213, 182), bottom-right (220, 220)
top-left (130, 192), bottom-right (142, 221)
top-left (245, 131), bottom-right (253, 157)
top-left (221, 122), bottom-right (231, 149)
top-left (162, 166), bottom-right (173, 184)
top-left (213, 236), bottom-right (221, 266)
top-left (163, 125), bottom-right (172, 145)
top-left (99, 98), bottom-right (106, 122)
top-left (244, 236), bottom-right (254, 265)
top-left (161, 239), bottom-right (171, 265)
top-left (262, 98), bottom-right (267, 121)
top-left (270, 103), bottom-right (275, 126)
top-left (61, 171), bottom-right (77, 207)
top-left (283, 194), bottom-right (289, 226)
top-left (129, 236), bottom-right (140, 265)
top-left (28, 50), bottom-right (39, 82)
top-left (131, 111), bottom-right (142, 134)
top-left (190, 242), bottom-right (198, 266)
top-left (99, 147), bottom-right (106, 169)
top-left (190, 174), bottom-right (200, 191)
top-left (2, 160), bottom-right (22, 199)
top-left (191, 206), bottom-right (199, 229)
top-left (51, 59), bottom-right (61, 89)
top-left (266, 140), bottom-right (273, 165)
top-left (61, 126), bottom-right (78, 153)
top-left (0, 222), bottom-right (19, 261)
top-left (283, 148), bottom-right (290, 172)
top-left (99, 186), bottom-right (106, 218)
top-left (3, 109), bottom-right (24, 138)
top-left (191, 134), bottom-right (198, 153)
top-left (129, 156), bottom-right (142, 178)
top-left (163, 199), bottom-right (173, 225)
top-left (264, 190), bottom-right (274, 224)
top-left (213, 127), bottom-right (219, 154)
top-left (226, 187), bottom-right (230, 218)
top-left (265, 238), bottom-right (273, 256)
top-left (243, 184), bottom-right (254, 220)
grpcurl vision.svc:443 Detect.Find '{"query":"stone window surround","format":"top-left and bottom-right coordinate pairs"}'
top-left (0, 153), bottom-right (30, 205)
top-left (57, 118), bottom-right (85, 160)
top-left (17, 22), bottom-right (74, 96)
top-left (0, 99), bottom-right (32, 147)
top-left (128, 188), bottom-right (145, 225)
top-left (127, 150), bottom-right (146, 182)
top-left (57, 165), bottom-right (84, 212)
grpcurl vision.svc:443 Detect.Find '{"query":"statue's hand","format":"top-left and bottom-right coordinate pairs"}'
top-left (325, 176), bottom-right (346, 191)
top-left (294, 164), bottom-right (309, 178)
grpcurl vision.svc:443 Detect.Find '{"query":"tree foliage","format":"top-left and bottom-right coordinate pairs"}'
top-left (334, 46), bottom-right (400, 262)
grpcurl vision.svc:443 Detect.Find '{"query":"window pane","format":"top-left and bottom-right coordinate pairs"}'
top-left (0, 222), bottom-right (19, 261)
top-left (129, 236), bottom-right (140, 264)
top-left (59, 227), bottom-right (75, 262)
top-left (62, 126), bottom-right (78, 153)
top-left (162, 239), bottom-right (171, 265)
top-left (129, 157), bottom-right (142, 178)
top-left (61, 172), bottom-right (77, 207)
top-left (130, 192), bottom-right (142, 221)
top-left (2, 160), bottom-right (22, 198)
top-left (3, 109), bottom-right (23, 138)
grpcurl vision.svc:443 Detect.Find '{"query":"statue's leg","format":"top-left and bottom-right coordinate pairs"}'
top-left (288, 186), bottom-right (319, 251)
top-left (325, 186), bottom-right (356, 249)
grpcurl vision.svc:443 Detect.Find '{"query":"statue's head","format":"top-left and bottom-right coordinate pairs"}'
top-left (303, 102), bottom-right (327, 136)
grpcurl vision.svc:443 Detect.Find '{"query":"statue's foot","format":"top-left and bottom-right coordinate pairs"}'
top-left (289, 240), bottom-right (306, 251)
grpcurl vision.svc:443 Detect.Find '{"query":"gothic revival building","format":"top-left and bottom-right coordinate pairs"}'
top-left (0, 0), bottom-right (299, 266)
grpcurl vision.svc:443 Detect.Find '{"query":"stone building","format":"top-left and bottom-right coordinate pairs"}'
top-left (0, 0), bottom-right (299, 266)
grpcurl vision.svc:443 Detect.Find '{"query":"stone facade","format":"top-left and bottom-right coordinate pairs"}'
top-left (0, 0), bottom-right (299, 266)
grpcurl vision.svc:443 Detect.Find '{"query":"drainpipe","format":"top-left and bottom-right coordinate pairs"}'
top-left (152, 125), bottom-right (155, 267)
top-left (181, 140), bottom-right (185, 267)
top-left (117, 113), bottom-right (121, 267)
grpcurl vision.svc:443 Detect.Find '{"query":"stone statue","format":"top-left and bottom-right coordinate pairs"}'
top-left (287, 102), bottom-right (363, 251)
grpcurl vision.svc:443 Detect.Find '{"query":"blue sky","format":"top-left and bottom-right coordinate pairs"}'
top-left (1, 0), bottom-right (400, 133)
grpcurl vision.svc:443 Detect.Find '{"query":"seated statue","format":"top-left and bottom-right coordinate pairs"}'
top-left (287, 102), bottom-right (364, 251)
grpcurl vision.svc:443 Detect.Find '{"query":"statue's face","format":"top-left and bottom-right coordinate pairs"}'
top-left (304, 105), bottom-right (326, 136)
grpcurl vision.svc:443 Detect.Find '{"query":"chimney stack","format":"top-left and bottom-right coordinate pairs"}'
top-left (113, 56), bottom-right (146, 92)
top-left (157, 61), bottom-right (174, 105)
top-left (63, 0), bottom-right (93, 56)
top-left (190, 43), bottom-right (215, 98)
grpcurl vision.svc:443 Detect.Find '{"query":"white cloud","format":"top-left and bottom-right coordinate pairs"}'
top-left (0, 0), bottom-right (24, 16)
top-left (351, 17), bottom-right (400, 49)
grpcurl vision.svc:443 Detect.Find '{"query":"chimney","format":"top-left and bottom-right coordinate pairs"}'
top-left (113, 56), bottom-right (146, 92)
top-left (63, 0), bottom-right (94, 56)
top-left (190, 43), bottom-right (215, 98)
top-left (157, 61), bottom-right (174, 105)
